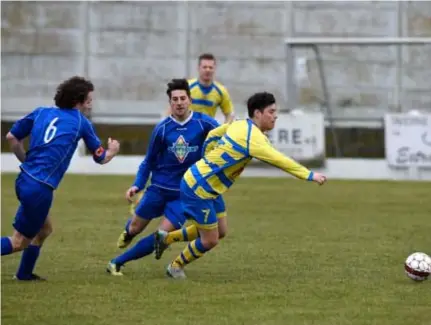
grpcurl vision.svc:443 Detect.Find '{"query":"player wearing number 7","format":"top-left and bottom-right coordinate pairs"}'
top-left (155, 92), bottom-right (327, 279)
top-left (1, 76), bottom-right (120, 281)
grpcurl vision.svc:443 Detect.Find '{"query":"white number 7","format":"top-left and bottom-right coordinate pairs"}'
top-left (44, 117), bottom-right (59, 144)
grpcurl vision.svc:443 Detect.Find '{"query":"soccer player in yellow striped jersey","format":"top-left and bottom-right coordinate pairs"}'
top-left (189, 53), bottom-right (234, 122)
top-left (153, 123), bottom-right (230, 260)
top-left (165, 53), bottom-right (235, 123)
top-left (155, 92), bottom-right (327, 279)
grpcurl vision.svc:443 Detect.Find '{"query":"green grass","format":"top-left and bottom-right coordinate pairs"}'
top-left (1, 174), bottom-right (431, 325)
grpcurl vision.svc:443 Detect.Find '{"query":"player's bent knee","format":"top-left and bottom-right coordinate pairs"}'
top-left (159, 217), bottom-right (177, 232)
top-left (10, 231), bottom-right (32, 252)
top-left (40, 221), bottom-right (53, 238)
top-left (199, 228), bottom-right (220, 249)
top-left (32, 225), bottom-right (53, 246)
top-left (201, 236), bottom-right (219, 249)
top-left (129, 215), bottom-right (149, 235)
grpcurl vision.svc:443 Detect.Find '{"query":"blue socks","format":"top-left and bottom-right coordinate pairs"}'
top-left (1, 237), bottom-right (13, 256)
top-left (2, 239), bottom-right (42, 278)
top-left (112, 234), bottom-right (155, 265)
top-left (16, 245), bottom-right (41, 279)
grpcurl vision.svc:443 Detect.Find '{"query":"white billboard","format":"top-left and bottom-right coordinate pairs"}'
top-left (267, 112), bottom-right (325, 162)
top-left (384, 113), bottom-right (431, 167)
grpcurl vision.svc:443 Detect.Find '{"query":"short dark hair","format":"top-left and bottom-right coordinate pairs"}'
top-left (166, 78), bottom-right (191, 99)
top-left (198, 53), bottom-right (216, 64)
top-left (247, 92), bottom-right (276, 118)
top-left (54, 76), bottom-right (94, 109)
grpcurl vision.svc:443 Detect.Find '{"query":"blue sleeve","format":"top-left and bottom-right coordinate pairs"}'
top-left (10, 109), bottom-right (40, 140)
top-left (202, 116), bottom-right (220, 134)
top-left (81, 117), bottom-right (106, 164)
top-left (132, 125), bottom-right (163, 191)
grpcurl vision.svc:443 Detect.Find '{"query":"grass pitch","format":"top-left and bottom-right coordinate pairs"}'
top-left (1, 173), bottom-right (430, 325)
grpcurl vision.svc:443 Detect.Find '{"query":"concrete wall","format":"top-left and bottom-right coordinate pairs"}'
top-left (2, 1), bottom-right (430, 124)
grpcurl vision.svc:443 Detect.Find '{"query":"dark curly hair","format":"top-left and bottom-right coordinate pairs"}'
top-left (247, 92), bottom-right (276, 118)
top-left (54, 76), bottom-right (94, 109)
top-left (166, 78), bottom-right (191, 99)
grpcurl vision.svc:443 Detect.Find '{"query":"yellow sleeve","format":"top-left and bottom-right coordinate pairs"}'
top-left (248, 129), bottom-right (312, 180)
top-left (203, 124), bottom-right (230, 155)
top-left (219, 86), bottom-right (234, 116)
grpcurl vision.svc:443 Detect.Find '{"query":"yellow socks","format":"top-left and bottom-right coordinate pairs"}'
top-left (165, 225), bottom-right (198, 245)
top-left (172, 238), bottom-right (208, 268)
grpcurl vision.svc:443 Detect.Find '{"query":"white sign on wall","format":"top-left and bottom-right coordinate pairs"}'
top-left (384, 113), bottom-right (431, 167)
top-left (266, 112), bottom-right (325, 161)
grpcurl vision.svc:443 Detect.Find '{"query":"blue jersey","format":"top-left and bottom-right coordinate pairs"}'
top-left (10, 107), bottom-right (106, 189)
top-left (133, 112), bottom-right (219, 191)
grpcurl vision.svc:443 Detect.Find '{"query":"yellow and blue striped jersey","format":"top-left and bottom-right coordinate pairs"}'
top-left (188, 78), bottom-right (234, 118)
top-left (202, 123), bottom-right (230, 156)
top-left (184, 119), bottom-right (312, 199)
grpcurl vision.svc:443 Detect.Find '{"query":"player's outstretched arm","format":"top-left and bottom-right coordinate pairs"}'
top-left (6, 132), bottom-right (26, 163)
top-left (81, 117), bottom-right (120, 165)
top-left (249, 131), bottom-right (327, 185)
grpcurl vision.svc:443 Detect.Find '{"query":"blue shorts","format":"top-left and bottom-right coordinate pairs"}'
top-left (134, 185), bottom-right (185, 229)
top-left (13, 172), bottom-right (54, 239)
top-left (180, 180), bottom-right (220, 230)
top-left (214, 195), bottom-right (227, 218)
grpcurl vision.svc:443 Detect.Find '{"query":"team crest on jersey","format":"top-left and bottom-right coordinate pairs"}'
top-left (168, 135), bottom-right (199, 163)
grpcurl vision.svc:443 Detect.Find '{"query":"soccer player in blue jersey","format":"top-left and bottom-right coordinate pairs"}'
top-left (106, 78), bottom-right (222, 276)
top-left (135, 53), bottom-right (234, 231)
top-left (155, 92), bottom-right (327, 279)
top-left (1, 76), bottom-right (120, 281)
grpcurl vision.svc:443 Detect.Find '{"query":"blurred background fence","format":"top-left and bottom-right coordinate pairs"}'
top-left (1, 1), bottom-right (431, 158)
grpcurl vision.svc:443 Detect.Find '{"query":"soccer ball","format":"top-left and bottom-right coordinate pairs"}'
top-left (404, 252), bottom-right (431, 281)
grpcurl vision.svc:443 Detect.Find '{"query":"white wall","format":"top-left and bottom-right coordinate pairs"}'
top-left (2, 154), bottom-right (430, 181)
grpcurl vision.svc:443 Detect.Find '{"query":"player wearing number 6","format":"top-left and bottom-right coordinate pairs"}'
top-left (1, 76), bottom-right (120, 281)
top-left (155, 92), bottom-right (327, 279)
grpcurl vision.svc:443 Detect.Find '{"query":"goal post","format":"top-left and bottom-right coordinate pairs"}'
top-left (284, 37), bottom-right (431, 158)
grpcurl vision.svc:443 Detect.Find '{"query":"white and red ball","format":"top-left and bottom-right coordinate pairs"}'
top-left (404, 252), bottom-right (431, 281)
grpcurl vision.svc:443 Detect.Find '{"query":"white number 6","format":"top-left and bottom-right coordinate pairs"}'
top-left (44, 117), bottom-right (59, 144)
